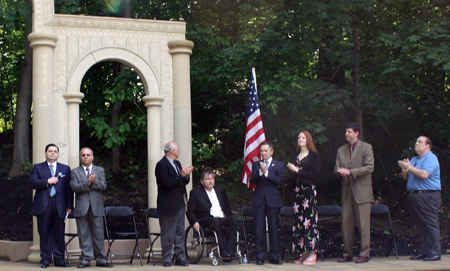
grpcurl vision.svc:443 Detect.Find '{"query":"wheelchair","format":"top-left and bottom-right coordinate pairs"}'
top-left (185, 224), bottom-right (242, 266)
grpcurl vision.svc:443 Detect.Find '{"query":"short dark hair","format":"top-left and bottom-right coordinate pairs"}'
top-left (346, 122), bottom-right (360, 134)
top-left (260, 141), bottom-right (273, 151)
top-left (200, 170), bottom-right (215, 181)
top-left (45, 143), bottom-right (59, 152)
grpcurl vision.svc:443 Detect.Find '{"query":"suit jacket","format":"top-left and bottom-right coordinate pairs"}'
top-left (70, 165), bottom-right (107, 217)
top-left (250, 159), bottom-right (284, 208)
top-left (155, 156), bottom-right (190, 215)
top-left (334, 140), bottom-right (374, 204)
top-left (30, 161), bottom-right (73, 219)
top-left (186, 186), bottom-right (232, 226)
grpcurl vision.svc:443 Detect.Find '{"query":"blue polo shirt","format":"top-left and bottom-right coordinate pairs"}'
top-left (406, 151), bottom-right (441, 191)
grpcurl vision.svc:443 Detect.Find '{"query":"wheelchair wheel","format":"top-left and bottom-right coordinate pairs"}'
top-left (185, 226), bottom-right (204, 264)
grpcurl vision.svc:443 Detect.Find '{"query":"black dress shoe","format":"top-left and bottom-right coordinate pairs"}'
top-left (410, 254), bottom-right (426, 260)
top-left (40, 263), bottom-right (50, 268)
top-left (424, 254), bottom-right (441, 261)
top-left (77, 263), bottom-right (91, 268)
top-left (55, 263), bottom-right (69, 267)
top-left (268, 258), bottom-right (282, 265)
top-left (174, 260), bottom-right (189, 266)
top-left (96, 262), bottom-right (113, 267)
top-left (256, 260), bottom-right (264, 265)
top-left (163, 262), bottom-right (171, 267)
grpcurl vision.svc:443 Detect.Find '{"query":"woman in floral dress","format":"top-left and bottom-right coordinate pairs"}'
top-left (287, 130), bottom-right (320, 265)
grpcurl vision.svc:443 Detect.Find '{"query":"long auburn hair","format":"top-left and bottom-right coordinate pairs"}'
top-left (296, 130), bottom-right (318, 153)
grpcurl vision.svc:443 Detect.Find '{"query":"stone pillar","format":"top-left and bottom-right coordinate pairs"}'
top-left (63, 92), bottom-right (84, 254)
top-left (168, 40), bottom-right (194, 193)
top-left (143, 95), bottom-right (164, 255)
top-left (63, 93), bottom-right (84, 168)
top-left (27, 32), bottom-right (58, 263)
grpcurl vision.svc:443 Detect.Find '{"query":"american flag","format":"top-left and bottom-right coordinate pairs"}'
top-left (241, 68), bottom-right (266, 190)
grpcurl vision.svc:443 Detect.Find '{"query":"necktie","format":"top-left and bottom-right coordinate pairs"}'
top-left (86, 167), bottom-right (90, 178)
top-left (49, 165), bottom-right (56, 197)
top-left (265, 161), bottom-right (269, 169)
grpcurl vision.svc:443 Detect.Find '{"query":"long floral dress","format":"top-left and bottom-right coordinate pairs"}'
top-left (291, 151), bottom-right (320, 254)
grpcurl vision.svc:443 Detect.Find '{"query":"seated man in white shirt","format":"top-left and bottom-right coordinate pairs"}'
top-left (187, 170), bottom-right (239, 258)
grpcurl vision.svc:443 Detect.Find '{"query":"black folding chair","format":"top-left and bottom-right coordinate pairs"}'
top-left (370, 204), bottom-right (399, 259)
top-left (316, 205), bottom-right (342, 261)
top-left (279, 206), bottom-right (293, 262)
top-left (145, 208), bottom-right (161, 265)
top-left (104, 206), bottom-right (143, 266)
top-left (64, 212), bottom-right (80, 267)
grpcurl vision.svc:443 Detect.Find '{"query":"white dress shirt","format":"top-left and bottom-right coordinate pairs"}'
top-left (205, 188), bottom-right (225, 218)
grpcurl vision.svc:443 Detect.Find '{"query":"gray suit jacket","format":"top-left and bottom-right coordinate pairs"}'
top-left (334, 140), bottom-right (374, 204)
top-left (70, 165), bottom-right (107, 217)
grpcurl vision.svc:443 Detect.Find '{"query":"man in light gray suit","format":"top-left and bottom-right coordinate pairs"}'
top-left (70, 148), bottom-right (112, 268)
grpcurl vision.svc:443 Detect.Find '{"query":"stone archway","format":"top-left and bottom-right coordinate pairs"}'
top-left (28, 0), bottom-right (194, 262)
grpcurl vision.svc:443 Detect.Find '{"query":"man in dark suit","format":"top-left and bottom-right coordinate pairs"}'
top-left (30, 143), bottom-right (73, 268)
top-left (334, 122), bottom-right (374, 264)
top-left (70, 147), bottom-right (111, 268)
top-left (250, 141), bottom-right (284, 265)
top-left (187, 170), bottom-right (239, 258)
top-left (155, 141), bottom-right (194, 267)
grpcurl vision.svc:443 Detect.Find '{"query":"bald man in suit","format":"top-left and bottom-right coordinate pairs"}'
top-left (334, 122), bottom-right (374, 264)
top-left (155, 141), bottom-right (194, 267)
top-left (70, 148), bottom-right (111, 268)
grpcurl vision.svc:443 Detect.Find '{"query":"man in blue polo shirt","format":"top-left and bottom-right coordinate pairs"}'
top-left (398, 136), bottom-right (441, 261)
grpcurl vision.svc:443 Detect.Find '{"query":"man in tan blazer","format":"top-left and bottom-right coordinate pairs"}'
top-left (334, 122), bottom-right (374, 264)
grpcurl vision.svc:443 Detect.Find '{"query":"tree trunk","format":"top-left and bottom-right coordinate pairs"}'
top-left (111, 62), bottom-right (122, 174)
top-left (353, 22), bottom-right (363, 140)
top-left (9, 0), bottom-right (33, 178)
top-left (110, 0), bottom-right (132, 174)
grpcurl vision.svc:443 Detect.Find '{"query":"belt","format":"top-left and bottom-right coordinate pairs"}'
top-left (408, 190), bottom-right (440, 194)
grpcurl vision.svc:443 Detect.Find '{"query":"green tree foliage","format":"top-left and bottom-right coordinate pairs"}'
top-left (0, 0), bottom-right (30, 133)
top-left (79, 63), bottom-right (147, 172)
top-left (1, 0), bottom-right (449, 207)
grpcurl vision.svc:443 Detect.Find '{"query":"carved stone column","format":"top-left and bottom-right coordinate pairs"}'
top-left (143, 95), bottom-right (164, 255)
top-left (62, 92), bottom-right (84, 254)
top-left (168, 40), bottom-right (194, 193)
top-left (28, 32), bottom-right (58, 263)
top-left (63, 93), bottom-right (84, 168)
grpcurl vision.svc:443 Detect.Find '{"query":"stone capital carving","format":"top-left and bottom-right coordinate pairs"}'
top-left (168, 40), bottom-right (194, 55)
top-left (143, 96), bottom-right (165, 107)
top-left (28, 32), bottom-right (58, 48)
top-left (63, 92), bottom-right (84, 104)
